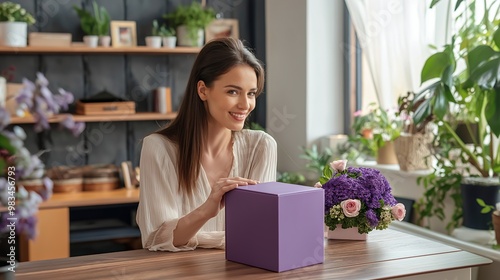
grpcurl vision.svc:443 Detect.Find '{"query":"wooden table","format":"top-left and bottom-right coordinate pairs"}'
top-left (16, 228), bottom-right (491, 280)
top-left (12, 188), bottom-right (140, 261)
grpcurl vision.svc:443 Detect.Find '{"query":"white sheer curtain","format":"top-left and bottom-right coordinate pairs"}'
top-left (345, 0), bottom-right (447, 110)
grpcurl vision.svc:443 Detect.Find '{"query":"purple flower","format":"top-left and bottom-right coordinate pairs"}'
top-left (321, 162), bottom-right (403, 234)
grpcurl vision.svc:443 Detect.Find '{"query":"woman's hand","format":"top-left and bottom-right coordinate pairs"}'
top-left (203, 177), bottom-right (259, 218)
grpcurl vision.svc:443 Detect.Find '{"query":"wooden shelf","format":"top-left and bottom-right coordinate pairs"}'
top-left (10, 112), bottom-right (177, 124)
top-left (0, 45), bottom-right (201, 55)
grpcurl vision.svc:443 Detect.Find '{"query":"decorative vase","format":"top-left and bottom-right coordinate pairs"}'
top-left (376, 141), bottom-right (398, 165)
top-left (0, 22), bottom-right (28, 47)
top-left (145, 36), bottom-right (161, 48)
top-left (99, 35), bottom-right (111, 47)
top-left (83, 35), bottom-right (98, 48)
top-left (393, 133), bottom-right (432, 171)
top-left (460, 177), bottom-right (500, 230)
top-left (162, 36), bottom-right (177, 48)
top-left (493, 211), bottom-right (500, 245)
top-left (176, 25), bottom-right (204, 47)
top-left (326, 225), bottom-right (367, 241)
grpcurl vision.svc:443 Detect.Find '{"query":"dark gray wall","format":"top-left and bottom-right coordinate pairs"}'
top-left (1, 0), bottom-right (266, 168)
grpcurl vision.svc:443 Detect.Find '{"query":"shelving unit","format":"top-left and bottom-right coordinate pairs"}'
top-left (10, 112), bottom-right (178, 124)
top-left (0, 45), bottom-right (201, 55)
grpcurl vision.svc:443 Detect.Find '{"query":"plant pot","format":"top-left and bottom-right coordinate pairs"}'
top-left (53, 178), bottom-right (83, 193)
top-left (493, 211), bottom-right (500, 245)
top-left (0, 22), bottom-right (27, 47)
top-left (83, 35), bottom-right (98, 48)
top-left (376, 141), bottom-right (398, 165)
top-left (83, 177), bottom-right (118, 192)
top-left (326, 225), bottom-right (367, 240)
top-left (99, 35), bottom-right (111, 47)
top-left (176, 25), bottom-right (204, 47)
top-left (461, 177), bottom-right (500, 230)
top-left (145, 36), bottom-right (161, 48)
top-left (393, 133), bottom-right (432, 171)
top-left (162, 36), bottom-right (177, 48)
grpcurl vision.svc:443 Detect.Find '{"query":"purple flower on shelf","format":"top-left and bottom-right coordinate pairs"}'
top-left (1, 72), bottom-right (84, 240)
top-left (316, 159), bottom-right (405, 234)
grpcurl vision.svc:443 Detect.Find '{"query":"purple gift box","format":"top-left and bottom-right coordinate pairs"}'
top-left (225, 182), bottom-right (324, 272)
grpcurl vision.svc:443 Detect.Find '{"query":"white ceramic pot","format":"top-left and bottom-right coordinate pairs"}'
top-left (83, 35), bottom-right (98, 48)
top-left (176, 25), bottom-right (204, 47)
top-left (162, 36), bottom-right (177, 48)
top-left (145, 36), bottom-right (162, 48)
top-left (99, 35), bottom-right (111, 47)
top-left (0, 22), bottom-right (28, 47)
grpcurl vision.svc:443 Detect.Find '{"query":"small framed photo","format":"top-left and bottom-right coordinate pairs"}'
top-left (205, 19), bottom-right (239, 43)
top-left (111, 21), bottom-right (137, 47)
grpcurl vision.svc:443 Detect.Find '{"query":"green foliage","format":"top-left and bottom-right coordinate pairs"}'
top-left (0, 2), bottom-right (35, 24)
top-left (73, 1), bottom-right (110, 36)
top-left (299, 144), bottom-right (332, 179)
top-left (477, 198), bottom-right (495, 214)
top-left (163, 2), bottom-right (215, 44)
top-left (277, 172), bottom-right (306, 185)
top-left (159, 25), bottom-right (176, 37)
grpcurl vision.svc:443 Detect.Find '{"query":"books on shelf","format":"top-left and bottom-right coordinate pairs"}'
top-left (155, 87), bottom-right (172, 114)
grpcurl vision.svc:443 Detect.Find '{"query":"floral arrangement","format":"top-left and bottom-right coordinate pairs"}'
top-left (0, 2), bottom-right (36, 24)
top-left (0, 72), bottom-right (84, 239)
top-left (315, 160), bottom-right (406, 234)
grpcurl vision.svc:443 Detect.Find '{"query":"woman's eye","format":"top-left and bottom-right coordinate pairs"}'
top-left (248, 92), bottom-right (256, 97)
top-left (228, 90), bottom-right (238, 95)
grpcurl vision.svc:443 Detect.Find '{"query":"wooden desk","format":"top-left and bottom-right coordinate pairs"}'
top-left (16, 229), bottom-right (491, 280)
top-left (17, 188), bottom-right (140, 261)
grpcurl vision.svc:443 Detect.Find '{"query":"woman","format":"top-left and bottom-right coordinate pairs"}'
top-left (137, 38), bottom-right (277, 252)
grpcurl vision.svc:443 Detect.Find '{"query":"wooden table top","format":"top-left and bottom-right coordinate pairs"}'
top-left (16, 228), bottom-right (491, 280)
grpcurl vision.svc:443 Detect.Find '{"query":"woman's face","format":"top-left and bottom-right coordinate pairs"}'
top-left (197, 64), bottom-right (257, 131)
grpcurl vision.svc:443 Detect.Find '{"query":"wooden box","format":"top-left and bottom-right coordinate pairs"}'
top-left (76, 100), bottom-right (136, 115)
top-left (29, 32), bottom-right (72, 47)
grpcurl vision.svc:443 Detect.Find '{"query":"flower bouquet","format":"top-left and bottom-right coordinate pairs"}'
top-left (315, 160), bottom-right (406, 236)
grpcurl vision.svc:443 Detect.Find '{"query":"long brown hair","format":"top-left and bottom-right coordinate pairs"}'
top-left (156, 38), bottom-right (265, 194)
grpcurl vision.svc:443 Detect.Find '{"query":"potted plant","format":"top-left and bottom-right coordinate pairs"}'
top-left (0, 1), bottom-right (35, 47)
top-left (159, 25), bottom-right (177, 48)
top-left (163, 2), bottom-right (215, 47)
top-left (145, 20), bottom-right (162, 48)
top-left (73, 1), bottom-right (111, 47)
top-left (344, 103), bottom-right (402, 164)
top-left (413, 0), bottom-right (500, 231)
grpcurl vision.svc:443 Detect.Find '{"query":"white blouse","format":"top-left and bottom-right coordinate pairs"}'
top-left (136, 129), bottom-right (277, 252)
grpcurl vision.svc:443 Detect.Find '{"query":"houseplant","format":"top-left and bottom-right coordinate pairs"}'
top-left (0, 1), bottom-right (36, 47)
top-left (345, 103), bottom-right (402, 164)
top-left (413, 0), bottom-right (500, 231)
top-left (73, 1), bottom-right (111, 47)
top-left (163, 2), bottom-right (215, 47)
top-left (159, 25), bottom-right (177, 48)
top-left (316, 159), bottom-right (406, 239)
top-left (145, 20), bottom-right (162, 48)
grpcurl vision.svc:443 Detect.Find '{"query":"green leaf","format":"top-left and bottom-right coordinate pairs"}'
top-left (476, 198), bottom-right (487, 207)
top-left (421, 52), bottom-right (453, 84)
top-left (486, 88), bottom-right (500, 136)
top-left (464, 57), bottom-right (500, 89)
top-left (413, 97), bottom-right (432, 125)
top-left (433, 84), bottom-right (448, 120)
top-left (467, 45), bottom-right (496, 74)
top-left (429, 0), bottom-right (441, 8)
top-left (493, 26), bottom-right (500, 49)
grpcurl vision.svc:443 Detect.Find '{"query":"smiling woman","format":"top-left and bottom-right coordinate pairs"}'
top-left (136, 38), bottom-right (277, 252)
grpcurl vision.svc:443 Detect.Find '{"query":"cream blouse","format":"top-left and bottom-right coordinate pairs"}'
top-left (136, 129), bottom-right (277, 252)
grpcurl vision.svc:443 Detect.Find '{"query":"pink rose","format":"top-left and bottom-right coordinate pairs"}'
top-left (330, 160), bottom-right (348, 172)
top-left (340, 199), bottom-right (361, 217)
top-left (391, 203), bottom-right (406, 221)
top-left (314, 182), bottom-right (322, 188)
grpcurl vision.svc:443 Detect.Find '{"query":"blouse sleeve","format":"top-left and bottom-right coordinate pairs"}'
top-left (247, 132), bottom-right (278, 182)
top-left (136, 134), bottom-right (198, 252)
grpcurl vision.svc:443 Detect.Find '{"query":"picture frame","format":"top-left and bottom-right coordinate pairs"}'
top-left (111, 21), bottom-right (137, 47)
top-left (205, 19), bottom-right (239, 43)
